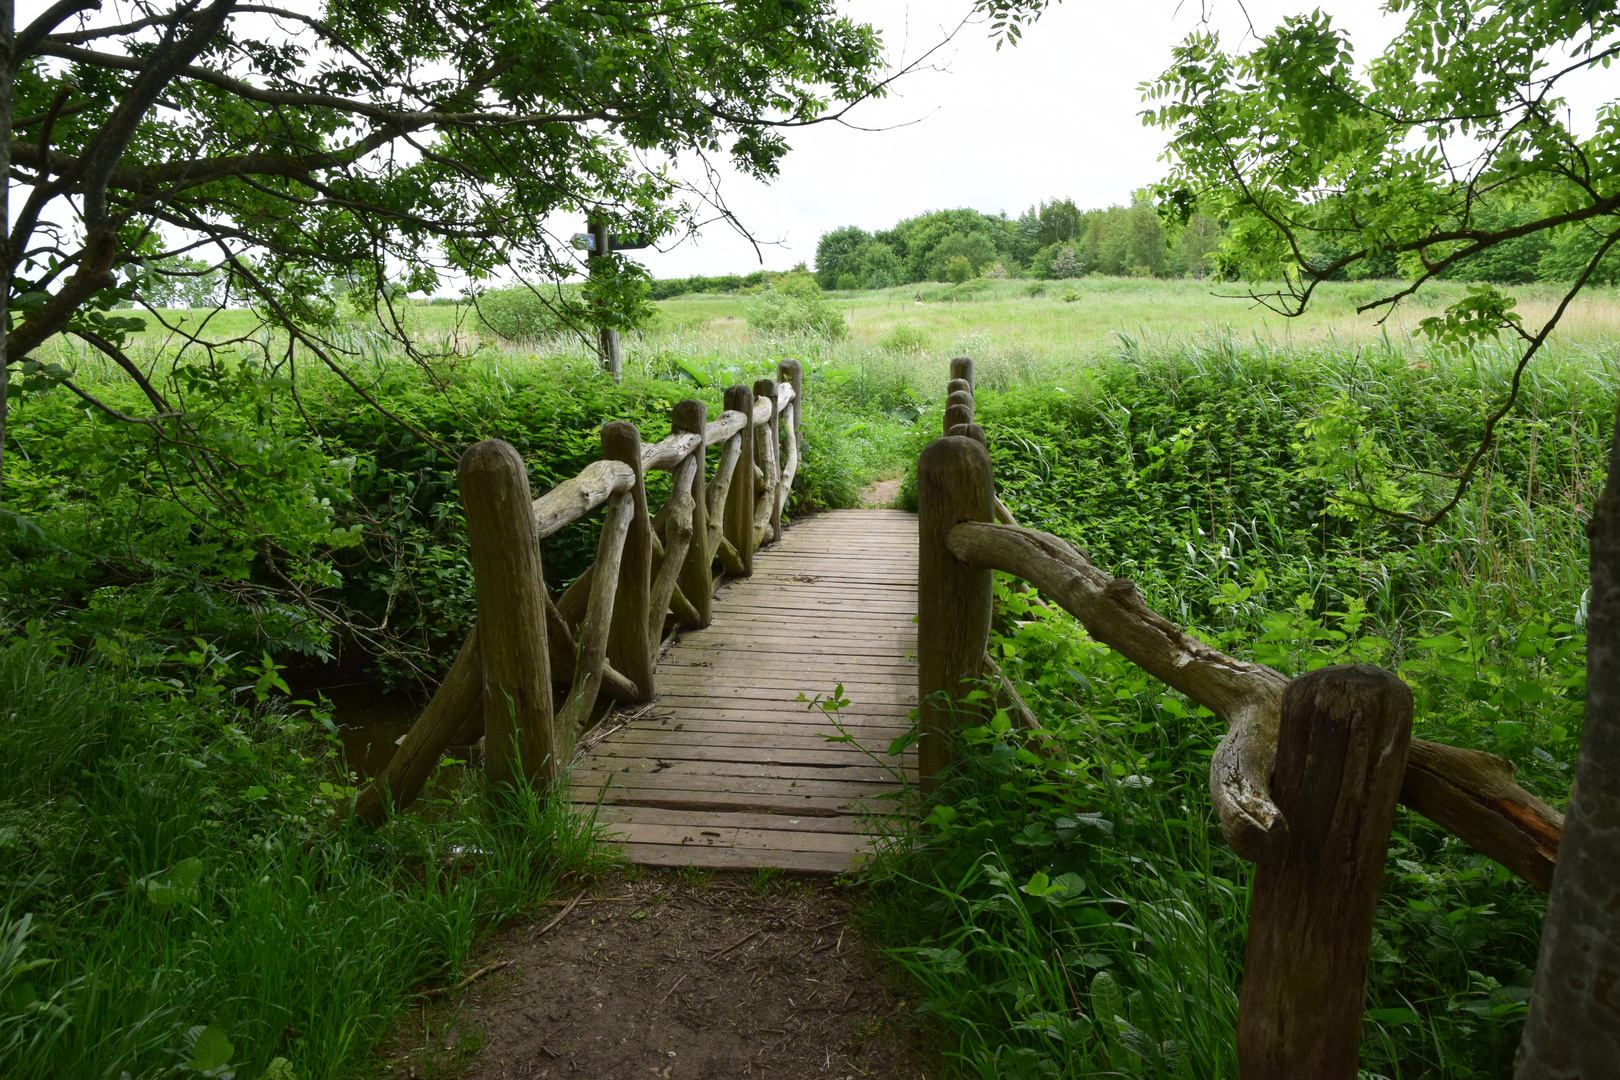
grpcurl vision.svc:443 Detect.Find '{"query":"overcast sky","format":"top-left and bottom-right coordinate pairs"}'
top-left (648, 0), bottom-right (1404, 278)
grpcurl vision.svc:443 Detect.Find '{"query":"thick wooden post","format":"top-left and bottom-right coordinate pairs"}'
top-left (755, 377), bottom-right (782, 543)
top-left (723, 384), bottom-right (755, 576)
top-left (673, 399), bottom-right (711, 629)
top-left (949, 355), bottom-right (973, 389)
top-left (778, 357), bottom-right (804, 449)
top-left (943, 388), bottom-right (974, 435)
top-left (458, 439), bottom-right (557, 788)
top-left (1238, 664), bottom-right (1414, 1080)
top-left (601, 421), bottom-right (655, 702)
top-left (916, 436), bottom-right (994, 791)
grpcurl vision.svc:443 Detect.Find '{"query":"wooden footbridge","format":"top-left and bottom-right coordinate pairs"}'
top-left (351, 361), bottom-right (921, 873)
top-left (346, 354), bottom-right (1584, 1074)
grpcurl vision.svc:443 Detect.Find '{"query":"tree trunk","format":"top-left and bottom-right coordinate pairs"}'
top-left (1515, 407), bottom-right (1620, 1077)
top-left (0, 0), bottom-right (14, 509)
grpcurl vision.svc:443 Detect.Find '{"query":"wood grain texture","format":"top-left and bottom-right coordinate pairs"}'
top-left (916, 437), bottom-right (994, 791)
top-left (460, 439), bottom-right (557, 788)
top-left (672, 399), bottom-right (711, 630)
top-left (1238, 665), bottom-right (1413, 1080)
top-left (573, 510), bottom-right (919, 873)
top-left (723, 384), bottom-right (756, 577)
top-left (532, 458), bottom-right (633, 540)
top-left (555, 491), bottom-right (633, 740)
top-left (602, 421), bottom-right (655, 704)
top-left (779, 358), bottom-right (804, 448)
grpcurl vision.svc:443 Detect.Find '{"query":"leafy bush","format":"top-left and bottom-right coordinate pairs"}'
top-left (744, 282), bottom-right (847, 341)
top-left (473, 284), bottom-right (584, 341)
top-left (879, 321), bottom-right (929, 353)
top-left (871, 337), bottom-right (1596, 1077)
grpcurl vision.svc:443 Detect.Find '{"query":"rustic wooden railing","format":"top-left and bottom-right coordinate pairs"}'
top-left (349, 359), bottom-right (804, 824)
top-left (916, 355), bottom-right (1567, 1079)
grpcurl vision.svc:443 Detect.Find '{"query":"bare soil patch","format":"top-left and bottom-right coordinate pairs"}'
top-left (859, 478), bottom-right (902, 509)
top-left (382, 870), bottom-right (933, 1080)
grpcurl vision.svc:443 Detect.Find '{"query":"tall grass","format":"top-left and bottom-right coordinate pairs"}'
top-left (0, 630), bottom-right (612, 1079)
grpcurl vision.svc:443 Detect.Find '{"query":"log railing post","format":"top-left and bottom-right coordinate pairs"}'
top-left (949, 355), bottom-right (973, 389)
top-left (672, 399), bottom-right (711, 629)
top-left (778, 357), bottom-right (804, 449)
top-left (601, 421), bottom-right (655, 702)
top-left (1238, 664), bottom-right (1414, 1079)
top-left (723, 383), bottom-right (755, 576)
top-left (754, 377), bottom-right (782, 544)
top-left (916, 435), bottom-right (994, 790)
top-left (458, 439), bottom-right (557, 788)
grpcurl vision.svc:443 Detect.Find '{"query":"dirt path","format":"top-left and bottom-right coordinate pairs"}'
top-left (383, 870), bottom-right (934, 1080)
top-left (860, 478), bottom-right (902, 509)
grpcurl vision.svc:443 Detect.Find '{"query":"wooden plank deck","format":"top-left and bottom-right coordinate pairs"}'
top-left (571, 509), bottom-right (918, 874)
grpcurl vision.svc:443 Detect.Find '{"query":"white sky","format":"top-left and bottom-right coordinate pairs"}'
top-left (648, 0), bottom-right (1404, 278)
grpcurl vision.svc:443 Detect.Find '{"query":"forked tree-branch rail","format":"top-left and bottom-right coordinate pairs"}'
top-left (916, 355), bottom-right (1568, 1078)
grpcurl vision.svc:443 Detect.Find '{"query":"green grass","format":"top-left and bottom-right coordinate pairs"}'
top-left (0, 630), bottom-right (614, 1079)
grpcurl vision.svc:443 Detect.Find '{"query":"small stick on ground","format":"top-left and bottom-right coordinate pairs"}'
top-left (533, 888), bottom-right (588, 937)
top-left (709, 926), bottom-right (765, 961)
top-left (657, 973), bottom-right (688, 1007)
top-left (420, 960), bottom-right (512, 1000)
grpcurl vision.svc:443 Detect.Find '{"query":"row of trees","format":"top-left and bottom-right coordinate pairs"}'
top-left (813, 192), bottom-right (1620, 291)
top-left (813, 198), bottom-right (1226, 288)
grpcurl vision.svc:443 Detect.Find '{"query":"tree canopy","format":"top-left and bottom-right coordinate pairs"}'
top-left (1145, 0), bottom-right (1620, 522)
top-left (0, 0), bottom-right (899, 494)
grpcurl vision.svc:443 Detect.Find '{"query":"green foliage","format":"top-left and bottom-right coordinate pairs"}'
top-left (473, 284), bottom-right (586, 341)
top-left (868, 337), bottom-right (1594, 1077)
top-left (646, 271), bottom-right (769, 300)
top-left (815, 225), bottom-right (875, 290)
top-left (0, 628), bottom-right (611, 1079)
top-left (1144, 0), bottom-right (1620, 394)
top-left (944, 256), bottom-right (973, 285)
top-left (744, 282), bottom-right (848, 341)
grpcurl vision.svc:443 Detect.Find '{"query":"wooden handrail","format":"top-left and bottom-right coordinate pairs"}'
top-left (915, 354), bottom-right (1569, 1074)
top-left (918, 356), bottom-right (1563, 881)
top-left (348, 359), bottom-right (808, 825)
top-left (534, 459), bottom-right (634, 540)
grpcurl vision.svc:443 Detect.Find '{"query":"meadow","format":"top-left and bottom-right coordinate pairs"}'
top-left (2, 275), bottom-right (1616, 1078)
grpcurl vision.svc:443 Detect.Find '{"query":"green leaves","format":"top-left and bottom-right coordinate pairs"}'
top-left (137, 858), bottom-right (206, 915)
top-left (1417, 284), bottom-right (1523, 346)
top-left (182, 1024), bottom-right (236, 1077)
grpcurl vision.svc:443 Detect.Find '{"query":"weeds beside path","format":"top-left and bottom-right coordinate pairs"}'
top-left (382, 870), bottom-right (933, 1080)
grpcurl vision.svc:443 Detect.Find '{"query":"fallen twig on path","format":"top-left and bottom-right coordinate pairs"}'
top-left (420, 960), bottom-right (512, 1000)
top-left (709, 926), bottom-right (765, 960)
top-left (533, 888), bottom-right (588, 937)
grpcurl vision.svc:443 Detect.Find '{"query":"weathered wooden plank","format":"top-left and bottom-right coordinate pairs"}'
top-left (575, 507), bottom-right (918, 872)
top-left (617, 843), bottom-right (859, 874)
top-left (581, 805), bottom-right (888, 834)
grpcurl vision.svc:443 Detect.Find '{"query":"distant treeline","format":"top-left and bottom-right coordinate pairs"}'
top-left (809, 198), bottom-right (1221, 289)
top-left (643, 193), bottom-right (1619, 298)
